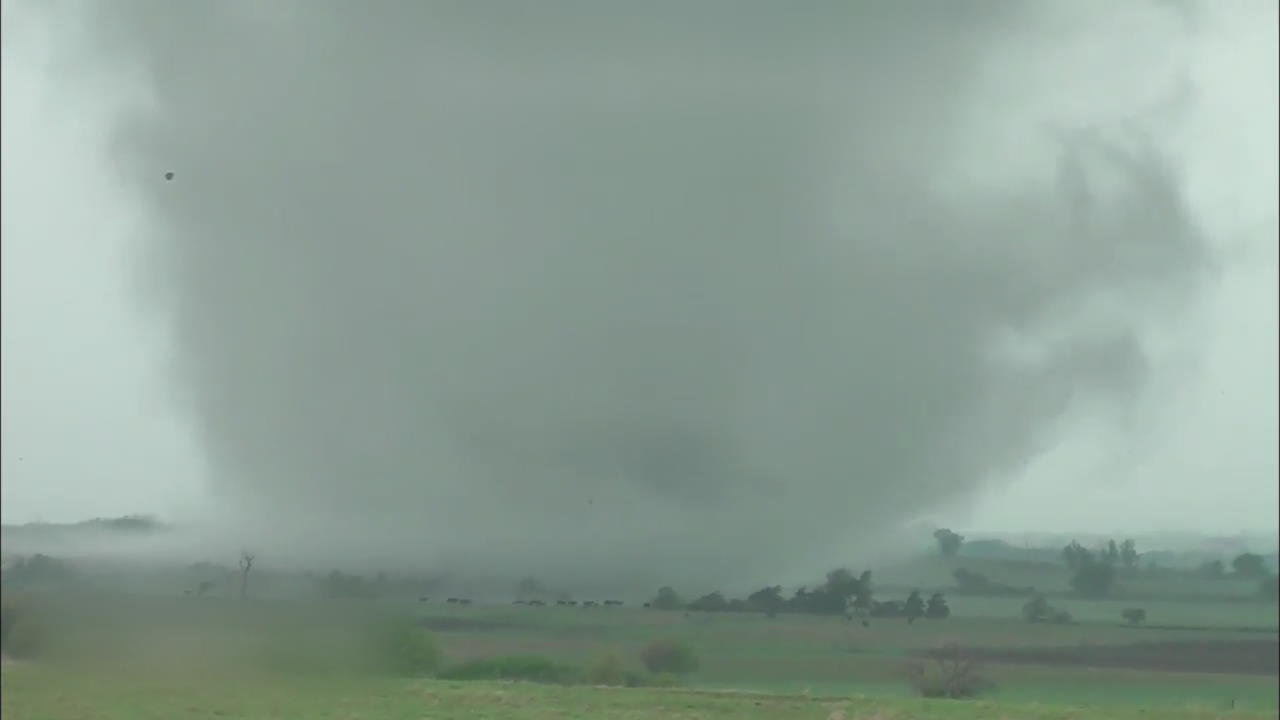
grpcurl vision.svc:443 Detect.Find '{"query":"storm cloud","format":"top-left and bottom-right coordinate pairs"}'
top-left (50, 1), bottom-right (1211, 591)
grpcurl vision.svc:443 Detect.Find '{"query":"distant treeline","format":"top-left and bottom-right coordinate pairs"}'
top-left (645, 569), bottom-right (951, 621)
top-left (1, 515), bottom-right (169, 540)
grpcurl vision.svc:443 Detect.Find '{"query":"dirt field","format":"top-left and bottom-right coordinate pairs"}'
top-left (947, 639), bottom-right (1279, 676)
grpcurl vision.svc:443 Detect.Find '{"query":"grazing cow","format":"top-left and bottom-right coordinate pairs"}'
top-left (418, 596), bottom-right (430, 603)
top-left (460, 598), bottom-right (472, 606)
top-left (514, 600), bottom-right (526, 605)
top-left (643, 602), bottom-right (652, 608)
top-left (582, 601), bottom-right (598, 608)
top-left (567, 601), bottom-right (578, 607)
top-left (446, 597), bottom-right (458, 604)
top-left (861, 620), bottom-right (870, 628)
top-left (529, 600), bottom-right (545, 606)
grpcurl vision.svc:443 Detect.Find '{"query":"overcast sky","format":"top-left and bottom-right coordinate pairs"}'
top-left (1, 0), bottom-right (1275, 552)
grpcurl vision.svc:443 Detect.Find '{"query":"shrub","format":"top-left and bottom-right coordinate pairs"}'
top-left (639, 639), bottom-right (698, 675)
top-left (368, 620), bottom-right (438, 676)
top-left (1122, 608), bottom-right (1147, 626)
top-left (586, 651), bottom-right (627, 686)
top-left (1021, 594), bottom-right (1052, 623)
top-left (1260, 575), bottom-right (1278, 602)
top-left (437, 655), bottom-right (580, 684)
top-left (1, 596), bottom-right (47, 660)
top-left (904, 645), bottom-right (992, 699)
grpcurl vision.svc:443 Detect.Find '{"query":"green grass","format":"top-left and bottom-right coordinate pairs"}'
top-left (3, 664), bottom-right (1274, 720)
top-left (3, 591), bottom-right (1276, 719)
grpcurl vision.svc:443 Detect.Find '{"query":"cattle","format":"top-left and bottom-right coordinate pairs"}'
top-left (604, 600), bottom-right (623, 607)
top-left (418, 596), bottom-right (430, 603)
top-left (643, 602), bottom-right (652, 608)
top-left (582, 601), bottom-right (598, 608)
top-left (567, 600), bottom-right (578, 607)
top-left (459, 598), bottom-right (472, 606)
top-left (529, 600), bottom-right (545, 606)
top-left (513, 600), bottom-right (527, 605)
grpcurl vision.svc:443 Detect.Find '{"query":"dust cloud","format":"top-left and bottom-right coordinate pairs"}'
top-left (48, 1), bottom-right (1211, 592)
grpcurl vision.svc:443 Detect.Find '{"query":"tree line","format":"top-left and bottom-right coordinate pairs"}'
top-left (646, 568), bottom-right (951, 622)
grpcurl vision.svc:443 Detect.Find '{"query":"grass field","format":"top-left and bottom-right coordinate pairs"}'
top-left (3, 664), bottom-right (1275, 720)
top-left (2, 587), bottom-right (1276, 719)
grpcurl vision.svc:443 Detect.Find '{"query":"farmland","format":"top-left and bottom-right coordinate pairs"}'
top-left (3, 568), bottom-right (1277, 720)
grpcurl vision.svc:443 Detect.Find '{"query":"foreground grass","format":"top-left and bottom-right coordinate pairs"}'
top-left (3, 665), bottom-right (1274, 720)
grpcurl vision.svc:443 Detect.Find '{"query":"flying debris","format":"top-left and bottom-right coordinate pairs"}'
top-left (164, 172), bottom-right (175, 181)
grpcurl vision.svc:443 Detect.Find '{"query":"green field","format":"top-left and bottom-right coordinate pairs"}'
top-left (3, 665), bottom-right (1274, 720)
top-left (2, 587), bottom-right (1276, 719)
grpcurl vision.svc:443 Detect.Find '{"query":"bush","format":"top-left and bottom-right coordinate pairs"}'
top-left (1, 596), bottom-right (47, 660)
top-left (1069, 558), bottom-right (1116, 597)
top-left (1122, 608), bottom-right (1147, 625)
top-left (438, 655), bottom-right (580, 684)
top-left (904, 645), bottom-right (992, 699)
top-left (586, 651), bottom-right (627, 686)
top-left (639, 639), bottom-right (698, 675)
top-left (1260, 575), bottom-right (1278, 602)
top-left (368, 620), bottom-right (439, 676)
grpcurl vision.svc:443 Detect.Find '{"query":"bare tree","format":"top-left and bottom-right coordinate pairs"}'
top-left (239, 551), bottom-right (256, 600)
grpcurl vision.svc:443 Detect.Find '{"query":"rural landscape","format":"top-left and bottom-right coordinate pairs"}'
top-left (4, 1), bottom-right (1277, 718)
top-left (3, 519), bottom-right (1277, 719)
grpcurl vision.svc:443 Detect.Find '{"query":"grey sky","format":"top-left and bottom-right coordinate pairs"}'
top-left (1, 1), bottom-right (1275, 587)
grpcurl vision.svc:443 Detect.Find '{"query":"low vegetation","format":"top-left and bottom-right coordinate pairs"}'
top-left (438, 655), bottom-right (580, 684)
top-left (903, 644), bottom-right (993, 699)
top-left (639, 639), bottom-right (699, 675)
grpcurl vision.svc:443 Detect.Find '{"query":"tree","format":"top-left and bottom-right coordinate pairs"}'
top-left (688, 591), bottom-right (729, 612)
top-left (904, 590), bottom-right (926, 623)
top-left (1103, 540), bottom-right (1120, 566)
top-left (1119, 539), bottom-right (1139, 571)
top-left (238, 551), bottom-right (256, 600)
top-left (933, 529), bottom-right (964, 558)
top-left (926, 592), bottom-right (951, 619)
top-left (1121, 608), bottom-right (1147, 625)
top-left (517, 576), bottom-right (545, 599)
top-left (1232, 553), bottom-right (1267, 579)
top-left (852, 571), bottom-right (874, 613)
top-left (825, 568), bottom-right (861, 597)
top-left (1061, 541), bottom-right (1087, 570)
top-left (747, 586), bottom-right (784, 618)
top-left (1069, 553), bottom-right (1116, 598)
top-left (784, 568), bottom-right (871, 616)
top-left (651, 586), bottom-right (682, 610)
